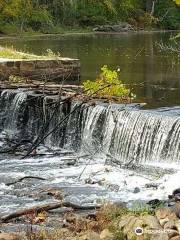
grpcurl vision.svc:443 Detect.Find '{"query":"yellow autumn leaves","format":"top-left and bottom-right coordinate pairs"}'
top-left (174, 0), bottom-right (180, 5)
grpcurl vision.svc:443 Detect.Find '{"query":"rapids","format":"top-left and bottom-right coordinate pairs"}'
top-left (0, 89), bottom-right (180, 215)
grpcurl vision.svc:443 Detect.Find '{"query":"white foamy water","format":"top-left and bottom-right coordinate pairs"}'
top-left (0, 154), bottom-right (179, 215)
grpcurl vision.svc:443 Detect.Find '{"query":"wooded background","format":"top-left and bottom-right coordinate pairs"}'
top-left (0, 0), bottom-right (179, 34)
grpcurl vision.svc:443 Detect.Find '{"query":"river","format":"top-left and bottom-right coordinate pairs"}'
top-left (0, 32), bottom-right (180, 220)
top-left (0, 31), bottom-right (180, 108)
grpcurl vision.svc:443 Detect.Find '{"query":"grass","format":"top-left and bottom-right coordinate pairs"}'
top-left (0, 46), bottom-right (61, 60)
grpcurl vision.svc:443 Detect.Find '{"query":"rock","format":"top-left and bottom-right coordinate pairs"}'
top-left (145, 183), bottom-right (159, 189)
top-left (140, 215), bottom-right (169, 240)
top-left (166, 229), bottom-right (179, 238)
top-left (149, 232), bottom-right (169, 240)
top-left (147, 199), bottom-right (165, 209)
top-left (171, 203), bottom-right (180, 218)
top-left (120, 216), bottom-right (144, 239)
top-left (141, 215), bottom-right (161, 229)
top-left (175, 219), bottom-right (180, 234)
top-left (169, 189), bottom-right (180, 204)
top-left (163, 220), bottom-right (179, 237)
top-left (133, 187), bottom-right (140, 193)
top-left (155, 208), bottom-right (177, 226)
top-left (93, 23), bottom-right (134, 32)
top-left (170, 236), bottom-right (180, 240)
top-left (0, 233), bottom-right (19, 240)
top-left (100, 229), bottom-right (114, 240)
top-left (78, 231), bottom-right (100, 240)
top-left (124, 216), bottom-right (144, 239)
top-left (119, 215), bottom-right (136, 229)
top-left (173, 189), bottom-right (180, 196)
top-left (164, 220), bottom-right (177, 229)
top-left (119, 214), bottom-right (168, 240)
top-left (160, 218), bottom-right (172, 227)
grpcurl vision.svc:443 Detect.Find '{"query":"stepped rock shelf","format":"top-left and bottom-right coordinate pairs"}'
top-left (0, 57), bottom-right (80, 82)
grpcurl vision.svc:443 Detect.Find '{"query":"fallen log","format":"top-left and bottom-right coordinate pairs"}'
top-left (0, 202), bottom-right (100, 223)
top-left (6, 176), bottom-right (46, 186)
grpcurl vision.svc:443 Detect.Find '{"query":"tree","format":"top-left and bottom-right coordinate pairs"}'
top-left (146, 0), bottom-right (158, 15)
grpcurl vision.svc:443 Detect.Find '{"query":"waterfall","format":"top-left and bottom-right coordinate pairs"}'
top-left (82, 105), bottom-right (180, 164)
top-left (0, 90), bottom-right (27, 137)
top-left (0, 89), bottom-right (180, 164)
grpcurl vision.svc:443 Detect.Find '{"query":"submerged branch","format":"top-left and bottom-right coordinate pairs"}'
top-left (6, 176), bottom-right (46, 186)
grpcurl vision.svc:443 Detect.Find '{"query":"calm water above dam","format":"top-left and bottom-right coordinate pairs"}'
top-left (0, 31), bottom-right (179, 108)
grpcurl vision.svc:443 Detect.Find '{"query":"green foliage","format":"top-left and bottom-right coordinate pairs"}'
top-left (155, 0), bottom-right (180, 29)
top-left (109, 225), bottom-right (126, 240)
top-left (83, 66), bottom-right (131, 100)
top-left (0, 46), bottom-right (61, 60)
top-left (0, 46), bottom-right (33, 59)
top-left (138, 13), bottom-right (158, 28)
top-left (9, 75), bottom-right (26, 83)
top-left (129, 203), bottom-right (153, 215)
top-left (0, 0), bottom-right (179, 34)
top-left (45, 49), bottom-right (61, 58)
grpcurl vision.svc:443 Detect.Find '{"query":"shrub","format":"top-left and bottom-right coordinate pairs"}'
top-left (138, 13), bottom-right (158, 28)
top-left (83, 65), bottom-right (132, 101)
top-left (155, 0), bottom-right (180, 30)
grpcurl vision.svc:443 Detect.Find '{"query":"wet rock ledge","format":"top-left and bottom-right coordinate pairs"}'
top-left (0, 57), bottom-right (80, 82)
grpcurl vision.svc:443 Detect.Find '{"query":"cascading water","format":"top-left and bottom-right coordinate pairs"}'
top-left (80, 105), bottom-right (180, 164)
top-left (0, 89), bottom-right (180, 164)
top-left (0, 90), bottom-right (27, 137)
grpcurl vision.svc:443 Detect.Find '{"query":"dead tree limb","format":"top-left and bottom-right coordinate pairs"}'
top-left (22, 84), bottom-right (111, 159)
top-left (6, 176), bottom-right (46, 186)
top-left (0, 202), bottom-right (100, 223)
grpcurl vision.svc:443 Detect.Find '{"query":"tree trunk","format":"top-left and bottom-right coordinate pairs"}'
top-left (146, 0), bottom-right (156, 15)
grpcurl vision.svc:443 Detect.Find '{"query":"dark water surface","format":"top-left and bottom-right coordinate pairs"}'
top-left (0, 32), bottom-right (179, 108)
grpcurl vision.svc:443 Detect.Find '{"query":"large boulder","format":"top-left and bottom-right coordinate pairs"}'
top-left (100, 229), bottom-right (114, 240)
top-left (118, 214), bottom-right (168, 240)
top-left (0, 233), bottom-right (19, 240)
top-left (77, 231), bottom-right (100, 240)
top-left (170, 236), bottom-right (180, 240)
top-left (155, 208), bottom-right (177, 227)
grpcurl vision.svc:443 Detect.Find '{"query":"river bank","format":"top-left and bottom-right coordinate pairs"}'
top-left (0, 26), bottom-right (92, 38)
top-left (1, 198), bottom-right (180, 240)
top-left (0, 26), bottom-right (178, 39)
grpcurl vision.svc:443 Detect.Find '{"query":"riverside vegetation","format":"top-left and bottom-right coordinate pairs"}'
top-left (0, 46), bottom-right (61, 59)
top-left (0, 0), bottom-right (179, 35)
top-left (2, 199), bottom-right (180, 240)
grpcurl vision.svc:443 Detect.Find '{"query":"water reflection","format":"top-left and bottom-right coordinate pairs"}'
top-left (0, 32), bottom-right (179, 108)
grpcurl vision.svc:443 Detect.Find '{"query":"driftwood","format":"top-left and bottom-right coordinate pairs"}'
top-left (0, 202), bottom-right (100, 223)
top-left (6, 176), bottom-right (46, 186)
